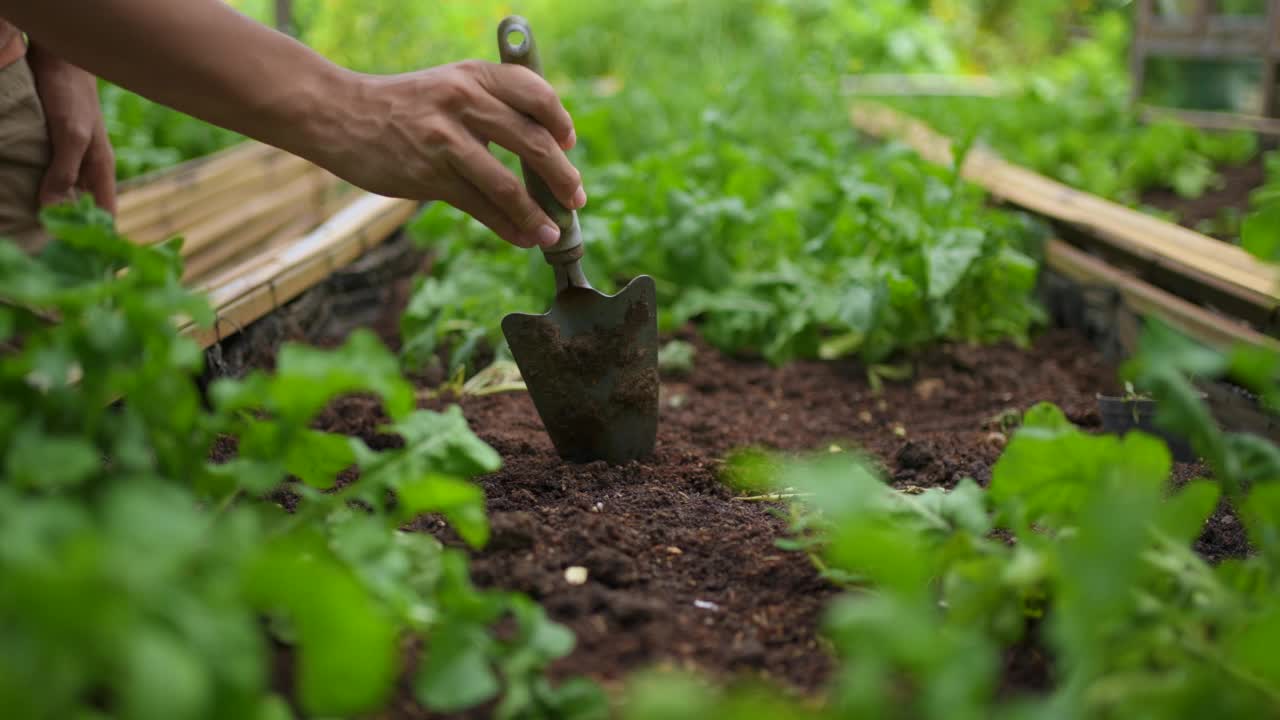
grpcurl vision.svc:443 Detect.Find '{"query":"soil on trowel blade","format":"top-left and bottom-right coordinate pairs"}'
top-left (229, 319), bottom-right (1249, 715)
top-left (503, 289), bottom-right (658, 463)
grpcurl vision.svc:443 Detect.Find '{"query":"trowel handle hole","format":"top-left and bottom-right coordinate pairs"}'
top-left (505, 30), bottom-right (527, 52)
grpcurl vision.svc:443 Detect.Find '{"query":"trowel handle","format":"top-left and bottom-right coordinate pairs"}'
top-left (497, 17), bottom-right (579, 236)
top-left (497, 16), bottom-right (588, 289)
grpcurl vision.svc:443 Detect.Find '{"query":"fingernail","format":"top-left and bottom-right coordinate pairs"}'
top-left (564, 129), bottom-right (577, 150)
top-left (535, 224), bottom-right (560, 247)
top-left (571, 187), bottom-right (587, 209)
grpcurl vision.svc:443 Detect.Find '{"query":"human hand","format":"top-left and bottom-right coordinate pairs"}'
top-left (27, 43), bottom-right (116, 214)
top-left (316, 61), bottom-right (584, 249)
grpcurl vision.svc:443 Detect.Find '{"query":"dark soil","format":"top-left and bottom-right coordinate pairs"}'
top-left (1140, 155), bottom-right (1265, 240)
top-left (210, 266), bottom-right (1251, 714)
top-left (275, 324), bottom-right (1250, 708)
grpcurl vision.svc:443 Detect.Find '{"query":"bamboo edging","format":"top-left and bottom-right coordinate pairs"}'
top-left (177, 169), bottom-right (347, 280)
top-left (180, 193), bottom-right (419, 350)
top-left (117, 142), bottom-right (282, 235)
top-left (119, 151), bottom-right (312, 246)
top-left (1046, 239), bottom-right (1279, 352)
top-left (849, 102), bottom-right (1280, 330)
top-left (113, 142), bottom-right (422, 351)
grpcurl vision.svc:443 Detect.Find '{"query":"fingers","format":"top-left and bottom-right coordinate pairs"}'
top-left (79, 125), bottom-right (117, 214)
top-left (441, 179), bottom-right (532, 249)
top-left (473, 99), bottom-right (584, 211)
top-left (38, 126), bottom-right (90, 208)
top-left (448, 140), bottom-right (562, 249)
top-left (480, 64), bottom-right (576, 150)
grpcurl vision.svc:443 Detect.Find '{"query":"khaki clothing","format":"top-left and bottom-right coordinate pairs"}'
top-left (0, 56), bottom-right (51, 254)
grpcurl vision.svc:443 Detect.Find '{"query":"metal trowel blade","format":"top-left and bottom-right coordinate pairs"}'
top-left (501, 275), bottom-right (658, 464)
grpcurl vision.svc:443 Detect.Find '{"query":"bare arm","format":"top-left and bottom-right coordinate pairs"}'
top-left (1, 0), bottom-right (584, 249)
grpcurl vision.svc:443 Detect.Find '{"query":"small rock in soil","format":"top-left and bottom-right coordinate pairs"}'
top-left (896, 440), bottom-right (934, 470)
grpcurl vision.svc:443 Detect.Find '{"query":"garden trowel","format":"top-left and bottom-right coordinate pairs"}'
top-left (497, 16), bottom-right (658, 464)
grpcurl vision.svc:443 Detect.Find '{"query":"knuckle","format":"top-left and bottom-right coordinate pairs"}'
top-left (436, 75), bottom-right (479, 110)
top-left (455, 59), bottom-right (487, 76)
top-left (493, 175), bottom-right (525, 204)
top-left (525, 134), bottom-right (556, 163)
top-left (52, 119), bottom-right (91, 147)
top-left (515, 203), bottom-right (544, 231)
top-left (532, 83), bottom-right (563, 118)
top-left (421, 120), bottom-right (455, 147)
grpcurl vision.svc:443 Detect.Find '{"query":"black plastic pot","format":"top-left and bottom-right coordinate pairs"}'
top-left (1096, 394), bottom-right (1198, 463)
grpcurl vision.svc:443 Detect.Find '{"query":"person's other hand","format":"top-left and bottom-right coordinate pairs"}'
top-left (27, 44), bottom-right (116, 214)
top-left (318, 61), bottom-right (584, 249)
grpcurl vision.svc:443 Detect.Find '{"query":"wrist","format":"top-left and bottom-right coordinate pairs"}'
top-left (292, 66), bottom-right (383, 180)
top-left (273, 61), bottom-right (365, 167)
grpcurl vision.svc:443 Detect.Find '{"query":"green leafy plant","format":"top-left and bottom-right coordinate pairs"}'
top-left (626, 317), bottom-right (1280, 719)
top-left (895, 12), bottom-right (1257, 214)
top-left (397, 0), bottom-right (1051, 374)
top-left (0, 200), bottom-right (604, 720)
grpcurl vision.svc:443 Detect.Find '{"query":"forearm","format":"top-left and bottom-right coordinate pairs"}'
top-left (0, 3), bottom-right (587, 249)
top-left (0, 0), bottom-right (353, 162)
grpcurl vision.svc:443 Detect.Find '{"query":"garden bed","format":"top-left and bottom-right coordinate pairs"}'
top-left (219, 311), bottom-right (1250, 715)
top-left (1140, 154), bottom-right (1267, 240)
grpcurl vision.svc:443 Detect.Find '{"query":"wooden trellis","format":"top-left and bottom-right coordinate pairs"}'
top-left (1131, 0), bottom-right (1280, 134)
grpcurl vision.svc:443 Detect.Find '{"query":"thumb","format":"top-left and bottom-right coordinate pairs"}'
top-left (38, 144), bottom-right (85, 208)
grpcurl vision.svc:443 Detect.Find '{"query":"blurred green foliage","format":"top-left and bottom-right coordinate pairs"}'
top-left (0, 201), bottom-right (605, 719)
top-left (398, 0), bottom-right (1071, 372)
top-left (895, 12), bottom-right (1259, 208)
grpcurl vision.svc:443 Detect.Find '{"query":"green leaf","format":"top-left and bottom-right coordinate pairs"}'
top-left (415, 623), bottom-right (500, 712)
top-left (1242, 202), bottom-right (1280, 263)
top-left (1154, 480), bottom-right (1219, 543)
top-left (354, 407), bottom-right (499, 543)
top-left (538, 677), bottom-right (610, 720)
top-left (269, 330), bottom-right (414, 422)
top-left (926, 228), bottom-right (985, 299)
top-left (396, 473), bottom-right (489, 548)
top-left (4, 425), bottom-right (101, 490)
top-left (990, 406), bottom-right (1171, 526)
top-left (1242, 483), bottom-right (1280, 564)
top-left (917, 478), bottom-right (990, 536)
top-left (622, 671), bottom-right (720, 720)
top-left (1225, 608), bottom-right (1280, 688)
top-left (244, 533), bottom-right (398, 716)
top-left (121, 627), bottom-right (212, 720)
top-left (285, 430), bottom-right (357, 489)
top-left (253, 696), bottom-right (294, 720)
